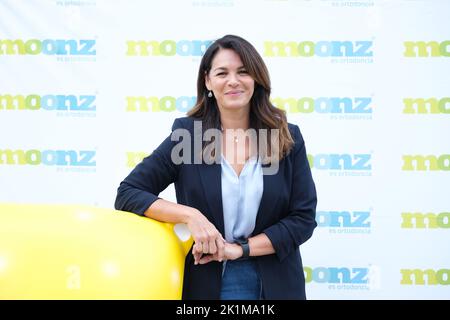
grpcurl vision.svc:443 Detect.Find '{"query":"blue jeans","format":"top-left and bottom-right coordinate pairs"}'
top-left (220, 259), bottom-right (263, 300)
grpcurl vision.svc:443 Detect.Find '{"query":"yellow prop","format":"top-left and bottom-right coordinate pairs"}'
top-left (0, 203), bottom-right (192, 299)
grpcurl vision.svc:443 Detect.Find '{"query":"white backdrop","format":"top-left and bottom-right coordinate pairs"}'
top-left (1, 0), bottom-right (449, 299)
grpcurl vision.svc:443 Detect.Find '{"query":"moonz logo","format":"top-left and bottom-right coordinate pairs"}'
top-left (0, 94), bottom-right (96, 111)
top-left (317, 210), bottom-right (371, 234)
top-left (0, 39), bottom-right (96, 55)
top-left (304, 266), bottom-right (375, 290)
top-left (305, 267), bottom-right (368, 284)
top-left (402, 154), bottom-right (450, 171)
top-left (404, 41), bottom-right (450, 57)
top-left (401, 212), bottom-right (449, 229)
top-left (0, 149), bottom-right (96, 166)
top-left (126, 152), bottom-right (149, 168)
top-left (126, 96), bottom-right (195, 112)
top-left (403, 98), bottom-right (450, 114)
top-left (400, 269), bottom-right (450, 285)
top-left (308, 153), bottom-right (372, 176)
top-left (126, 40), bottom-right (213, 56)
top-left (272, 97), bottom-right (372, 117)
top-left (264, 41), bottom-right (373, 57)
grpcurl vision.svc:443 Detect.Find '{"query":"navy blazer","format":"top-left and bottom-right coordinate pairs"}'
top-left (115, 116), bottom-right (317, 300)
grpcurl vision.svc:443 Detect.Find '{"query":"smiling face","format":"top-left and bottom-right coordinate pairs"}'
top-left (205, 48), bottom-right (255, 114)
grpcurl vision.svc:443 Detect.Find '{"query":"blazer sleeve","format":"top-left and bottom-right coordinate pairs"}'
top-left (114, 118), bottom-right (184, 216)
top-left (263, 124), bottom-right (317, 262)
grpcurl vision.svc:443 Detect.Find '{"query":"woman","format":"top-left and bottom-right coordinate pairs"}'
top-left (115, 35), bottom-right (317, 300)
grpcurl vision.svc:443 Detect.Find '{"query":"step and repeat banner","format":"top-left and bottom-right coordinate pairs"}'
top-left (0, 0), bottom-right (449, 299)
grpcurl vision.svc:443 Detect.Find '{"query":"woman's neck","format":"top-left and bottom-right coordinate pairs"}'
top-left (219, 109), bottom-right (250, 131)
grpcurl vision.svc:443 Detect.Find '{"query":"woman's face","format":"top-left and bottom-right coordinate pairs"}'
top-left (205, 48), bottom-right (255, 113)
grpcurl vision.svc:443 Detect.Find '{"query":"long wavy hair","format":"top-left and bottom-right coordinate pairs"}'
top-left (187, 34), bottom-right (294, 162)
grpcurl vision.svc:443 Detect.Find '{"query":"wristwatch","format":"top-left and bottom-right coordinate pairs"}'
top-left (235, 238), bottom-right (250, 259)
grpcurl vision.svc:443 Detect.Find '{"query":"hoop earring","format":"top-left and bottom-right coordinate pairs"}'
top-left (208, 91), bottom-right (213, 98)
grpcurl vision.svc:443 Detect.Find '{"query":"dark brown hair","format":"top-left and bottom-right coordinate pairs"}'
top-left (187, 34), bottom-right (294, 162)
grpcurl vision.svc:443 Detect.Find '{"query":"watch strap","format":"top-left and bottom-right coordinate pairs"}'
top-left (236, 238), bottom-right (250, 259)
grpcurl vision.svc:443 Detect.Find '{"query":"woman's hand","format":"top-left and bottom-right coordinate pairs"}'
top-left (195, 242), bottom-right (243, 265)
top-left (185, 208), bottom-right (226, 264)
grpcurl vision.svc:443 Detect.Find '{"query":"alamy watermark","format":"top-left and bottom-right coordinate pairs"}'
top-left (170, 121), bottom-right (281, 175)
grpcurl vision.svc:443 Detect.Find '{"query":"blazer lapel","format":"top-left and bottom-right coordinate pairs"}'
top-left (197, 162), bottom-right (225, 235)
top-left (253, 166), bottom-right (279, 235)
